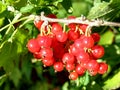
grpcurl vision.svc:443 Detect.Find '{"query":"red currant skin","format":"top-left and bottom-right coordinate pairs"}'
top-left (33, 51), bottom-right (41, 59)
top-left (62, 53), bottom-right (75, 64)
top-left (51, 23), bottom-right (62, 35)
top-left (56, 31), bottom-right (68, 42)
top-left (34, 20), bottom-right (44, 30)
top-left (91, 33), bottom-right (100, 42)
top-left (47, 14), bottom-right (57, 25)
top-left (40, 47), bottom-right (53, 58)
top-left (27, 39), bottom-right (40, 53)
top-left (69, 71), bottom-right (78, 80)
top-left (91, 45), bottom-right (104, 59)
top-left (98, 62), bottom-right (108, 74)
top-left (80, 35), bottom-right (94, 48)
top-left (68, 30), bottom-right (80, 41)
top-left (42, 57), bottom-right (54, 66)
top-left (76, 50), bottom-right (90, 64)
top-left (87, 60), bottom-right (99, 76)
top-left (78, 24), bottom-right (88, 33)
top-left (53, 62), bottom-right (64, 72)
top-left (75, 64), bottom-right (86, 76)
top-left (65, 63), bottom-right (75, 71)
top-left (37, 35), bottom-right (52, 48)
top-left (67, 16), bottom-right (76, 31)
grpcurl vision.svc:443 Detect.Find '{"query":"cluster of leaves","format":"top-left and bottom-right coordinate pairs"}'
top-left (0, 0), bottom-right (120, 90)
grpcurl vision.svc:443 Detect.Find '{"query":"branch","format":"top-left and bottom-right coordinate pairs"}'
top-left (35, 12), bottom-right (120, 27)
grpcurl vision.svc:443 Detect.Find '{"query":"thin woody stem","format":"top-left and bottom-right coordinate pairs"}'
top-left (38, 12), bottom-right (120, 27)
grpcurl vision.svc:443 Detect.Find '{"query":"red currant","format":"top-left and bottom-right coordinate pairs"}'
top-left (62, 53), bottom-right (75, 64)
top-left (75, 64), bottom-right (86, 76)
top-left (56, 31), bottom-right (68, 42)
top-left (34, 20), bottom-right (44, 30)
top-left (91, 45), bottom-right (104, 59)
top-left (53, 62), bottom-right (64, 72)
top-left (40, 47), bottom-right (53, 58)
top-left (69, 71), bottom-right (78, 80)
top-left (98, 62), bottom-right (108, 74)
top-left (27, 39), bottom-right (40, 53)
top-left (42, 57), bottom-right (54, 66)
top-left (51, 23), bottom-right (62, 35)
top-left (91, 33), bottom-right (100, 42)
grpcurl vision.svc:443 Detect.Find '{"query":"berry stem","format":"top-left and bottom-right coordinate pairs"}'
top-left (40, 12), bottom-right (120, 27)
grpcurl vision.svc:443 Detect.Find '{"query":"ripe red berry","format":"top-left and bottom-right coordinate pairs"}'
top-left (67, 16), bottom-right (76, 31)
top-left (78, 24), bottom-right (88, 33)
top-left (37, 35), bottom-right (52, 48)
top-left (91, 45), bottom-right (104, 59)
top-left (56, 31), bottom-right (68, 42)
top-left (87, 60), bottom-right (99, 76)
top-left (65, 63), bottom-right (75, 71)
top-left (69, 71), bottom-right (78, 80)
top-left (40, 47), bottom-right (53, 58)
top-left (62, 53), bottom-right (75, 64)
top-left (91, 33), bottom-right (100, 42)
top-left (42, 57), bottom-right (54, 66)
top-left (53, 62), bottom-right (64, 72)
top-left (68, 30), bottom-right (80, 41)
top-left (75, 64), bottom-right (86, 76)
top-left (33, 51), bottom-right (41, 59)
top-left (80, 35), bottom-right (94, 48)
top-left (98, 62), bottom-right (108, 74)
top-left (27, 39), bottom-right (40, 53)
top-left (76, 50), bottom-right (90, 63)
top-left (34, 20), bottom-right (44, 30)
top-left (51, 23), bottom-right (62, 34)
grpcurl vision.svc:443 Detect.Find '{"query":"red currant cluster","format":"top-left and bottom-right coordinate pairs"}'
top-left (27, 14), bottom-right (108, 80)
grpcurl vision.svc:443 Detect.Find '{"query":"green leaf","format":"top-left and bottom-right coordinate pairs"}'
top-left (98, 30), bottom-right (114, 45)
top-left (20, 5), bottom-right (34, 13)
top-left (103, 71), bottom-right (120, 90)
top-left (61, 0), bottom-right (72, 13)
top-left (9, 68), bottom-right (21, 87)
top-left (87, 2), bottom-right (112, 19)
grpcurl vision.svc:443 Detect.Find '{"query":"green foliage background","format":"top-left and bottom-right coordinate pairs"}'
top-left (0, 0), bottom-right (120, 90)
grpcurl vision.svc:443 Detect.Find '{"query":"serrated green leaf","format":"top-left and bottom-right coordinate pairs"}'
top-left (103, 71), bottom-right (120, 90)
top-left (87, 2), bottom-right (112, 19)
top-left (98, 30), bottom-right (114, 45)
top-left (87, 0), bottom-right (120, 20)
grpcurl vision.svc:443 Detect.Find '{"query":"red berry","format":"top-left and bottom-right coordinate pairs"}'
top-left (91, 45), bottom-right (104, 59)
top-left (87, 60), bottom-right (99, 76)
top-left (69, 71), bottom-right (78, 80)
top-left (51, 23), bottom-right (62, 34)
top-left (98, 62), bottom-right (108, 74)
top-left (27, 39), bottom-right (40, 53)
top-left (40, 47), bottom-right (53, 58)
top-left (65, 63), bottom-right (75, 71)
top-left (37, 35), bottom-right (52, 48)
top-left (78, 24), bottom-right (88, 33)
top-left (56, 31), bottom-right (68, 42)
top-left (47, 14), bottom-right (57, 25)
top-left (34, 20), bottom-right (44, 30)
top-left (76, 50), bottom-right (90, 63)
top-left (74, 38), bottom-right (84, 49)
top-left (75, 64), bottom-right (86, 76)
top-left (68, 30), bottom-right (80, 41)
top-left (67, 16), bottom-right (76, 31)
top-left (62, 53), bottom-right (75, 64)
top-left (69, 44), bottom-right (80, 55)
top-left (53, 62), bottom-right (64, 72)
top-left (33, 51), bottom-right (41, 59)
top-left (42, 57), bottom-right (54, 66)
top-left (80, 35), bottom-right (94, 48)
top-left (91, 33), bottom-right (100, 42)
